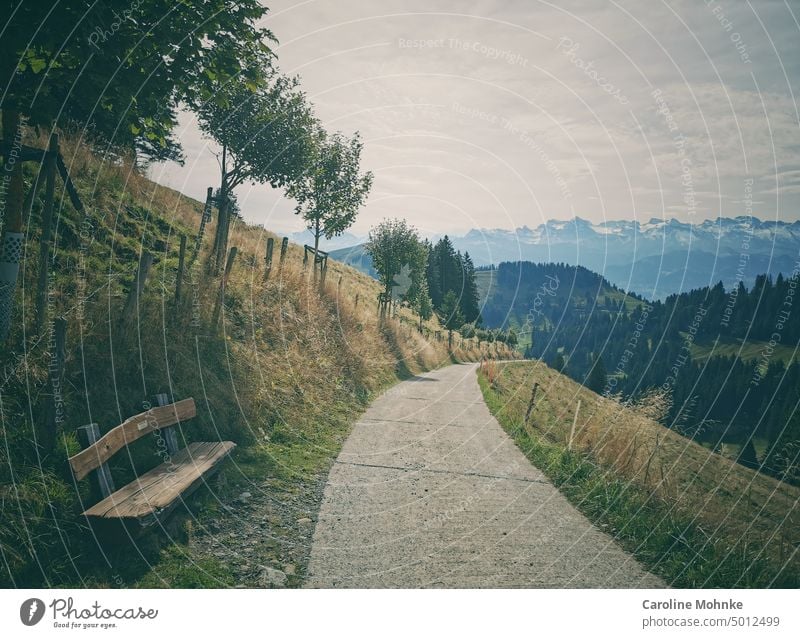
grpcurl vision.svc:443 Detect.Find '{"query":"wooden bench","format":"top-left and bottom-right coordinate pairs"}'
top-left (68, 395), bottom-right (235, 528)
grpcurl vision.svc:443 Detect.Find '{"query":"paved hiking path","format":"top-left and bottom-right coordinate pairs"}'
top-left (306, 363), bottom-right (665, 588)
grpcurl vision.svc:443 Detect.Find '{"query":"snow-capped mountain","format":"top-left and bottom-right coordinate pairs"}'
top-left (448, 216), bottom-right (800, 299)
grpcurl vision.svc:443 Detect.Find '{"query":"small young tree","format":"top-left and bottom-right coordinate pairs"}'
top-left (405, 241), bottom-right (433, 330)
top-left (366, 219), bottom-right (428, 316)
top-left (506, 327), bottom-right (519, 347)
top-left (289, 131), bottom-right (373, 277)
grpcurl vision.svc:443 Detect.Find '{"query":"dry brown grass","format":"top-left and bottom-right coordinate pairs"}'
top-left (2, 127), bottom-right (523, 586)
top-left (489, 360), bottom-right (800, 575)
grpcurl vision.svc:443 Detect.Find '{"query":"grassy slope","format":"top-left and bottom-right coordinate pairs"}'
top-left (0, 130), bottom-right (515, 587)
top-left (478, 359), bottom-right (799, 587)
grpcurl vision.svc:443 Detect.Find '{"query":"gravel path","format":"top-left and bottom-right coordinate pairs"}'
top-left (306, 363), bottom-right (665, 588)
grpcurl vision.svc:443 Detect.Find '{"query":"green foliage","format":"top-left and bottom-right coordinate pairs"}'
top-left (2, 0), bottom-right (274, 162)
top-left (365, 218), bottom-right (424, 300)
top-left (586, 355), bottom-right (607, 393)
top-left (737, 439), bottom-right (759, 470)
top-left (426, 237), bottom-right (481, 326)
top-left (134, 546), bottom-right (236, 589)
top-left (439, 291), bottom-right (465, 330)
top-left (506, 327), bottom-right (519, 346)
top-left (197, 74), bottom-right (318, 192)
top-left (289, 131), bottom-right (373, 250)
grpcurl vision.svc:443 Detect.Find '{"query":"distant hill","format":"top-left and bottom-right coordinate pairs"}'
top-left (476, 262), bottom-right (638, 346)
top-left (328, 243), bottom-right (377, 278)
top-left (290, 229), bottom-right (365, 251)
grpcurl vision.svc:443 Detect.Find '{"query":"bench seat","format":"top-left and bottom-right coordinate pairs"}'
top-left (82, 441), bottom-right (236, 522)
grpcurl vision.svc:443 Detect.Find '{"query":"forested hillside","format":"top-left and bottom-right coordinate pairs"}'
top-left (481, 261), bottom-right (800, 480)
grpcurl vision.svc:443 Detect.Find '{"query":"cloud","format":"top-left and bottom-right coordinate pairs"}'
top-left (149, 0), bottom-right (800, 238)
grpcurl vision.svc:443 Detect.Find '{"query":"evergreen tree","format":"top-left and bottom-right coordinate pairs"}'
top-left (425, 240), bottom-right (442, 308)
top-left (433, 236), bottom-right (459, 307)
top-left (737, 439), bottom-right (759, 470)
top-left (460, 252), bottom-right (481, 324)
top-left (439, 291), bottom-right (465, 330)
top-left (586, 355), bottom-right (607, 393)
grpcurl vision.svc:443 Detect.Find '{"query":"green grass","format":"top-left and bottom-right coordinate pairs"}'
top-left (478, 365), bottom-right (798, 588)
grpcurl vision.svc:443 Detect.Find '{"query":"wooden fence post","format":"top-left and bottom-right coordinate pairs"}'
top-left (35, 134), bottom-right (59, 335)
top-left (0, 109), bottom-right (25, 341)
top-left (191, 187), bottom-right (213, 264)
top-left (279, 237), bottom-right (288, 272)
top-left (354, 293), bottom-right (359, 309)
top-left (41, 316), bottom-right (66, 451)
top-left (523, 382), bottom-right (539, 433)
top-left (175, 234), bottom-right (186, 303)
top-left (264, 237), bottom-right (274, 281)
top-left (318, 260), bottom-right (328, 292)
top-left (219, 203), bottom-right (233, 274)
top-left (122, 251), bottom-right (153, 325)
top-left (77, 423), bottom-right (115, 500)
top-left (212, 247), bottom-right (238, 327)
top-left (153, 392), bottom-right (180, 457)
top-left (568, 400), bottom-right (581, 452)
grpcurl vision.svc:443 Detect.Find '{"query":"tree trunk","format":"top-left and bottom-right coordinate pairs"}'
top-left (212, 145), bottom-right (229, 274)
top-left (35, 134), bottom-right (59, 335)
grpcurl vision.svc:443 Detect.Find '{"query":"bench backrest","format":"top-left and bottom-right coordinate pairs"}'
top-left (68, 398), bottom-right (196, 481)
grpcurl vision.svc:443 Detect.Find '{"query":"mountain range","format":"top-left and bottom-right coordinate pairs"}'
top-left (330, 216), bottom-right (800, 300)
top-left (449, 216), bottom-right (800, 299)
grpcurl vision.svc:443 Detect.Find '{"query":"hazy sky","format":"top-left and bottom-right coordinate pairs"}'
top-left (150, 0), bottom-right (800, 238)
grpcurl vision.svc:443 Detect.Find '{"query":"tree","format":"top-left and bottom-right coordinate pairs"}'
top-left (365, 219), bottom-right (423, 305)
top-left (1, 0), bottom-right (274, 162)
top-left (404, 241), bottom-right (434, 329)
top-left (552, 353), bottom-right (566, 372)
top-left (506, 327), bottom-right (519, 347)
top-left (737, 439), bottom-right (759, 470)
top-left (197, 73), bottom-right (318, 268)
top-left (431, 237), bottom-right (459, 308)
top-left (289, 131), bottom-right (373, 276)
top-left (425, 240), bottom-right (442, 308)
top-left (586, 355), bottom-right (607, 393)
top-left (439, 291), bottom-right (465, 330)
top-left (460, 252), bottom-right (481, 324)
